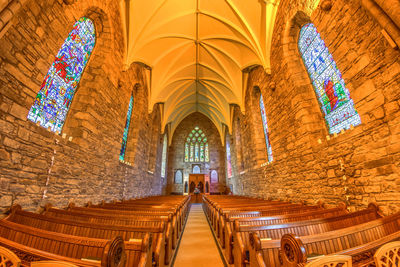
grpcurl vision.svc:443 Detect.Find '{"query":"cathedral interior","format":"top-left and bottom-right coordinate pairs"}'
top-left (0, 0), bottom-right (399, 266)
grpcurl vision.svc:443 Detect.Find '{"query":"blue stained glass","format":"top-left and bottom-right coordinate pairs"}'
top-left (27, 17), bottom-right (96, 132)
top-left (259, 95), bottom-right (273, 162)
top-left (299, 23), bottom-right (361, 134)
top-left (119, 94), bottom-right (134, 161)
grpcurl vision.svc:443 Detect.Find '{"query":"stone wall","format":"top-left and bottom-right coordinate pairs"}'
top-left (0, 0), bottom-right (163, 213)
top-left (166, 112), bottom-right (227, 194)
top-left (228, 0), bottom-right (400, 215)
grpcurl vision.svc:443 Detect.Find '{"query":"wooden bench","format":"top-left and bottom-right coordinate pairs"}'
top-left (6, 206), bottom-right (160, 267)
top-left (249, 212), bottom-right (400, 267)
top-left (0, 219), bottom-right (126, 267)
top-left (221, 203), bottom-right (348, 252)
top-left (232, 204), bottom-right (382, 267)
top-left (43, 204), bottom-right (177, 250)
top-left (68, 204), bottom-right (181, 249)
top-left (216, 204), bottom-right (325, 251)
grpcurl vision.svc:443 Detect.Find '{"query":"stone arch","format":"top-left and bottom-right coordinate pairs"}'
top-left (147, 104), bottom-right (162, 173)
top-left (61, 6), bottom-right (118, 147)
top-left (243, 82), bottom-right (271, 166)
top-left (280, 9), bottom-right (328, 136)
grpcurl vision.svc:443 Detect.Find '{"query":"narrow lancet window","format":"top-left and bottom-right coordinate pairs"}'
top-left (28, 17), bottom-right (96, 132)
top-left (298, 23), bottom-right (361, 134)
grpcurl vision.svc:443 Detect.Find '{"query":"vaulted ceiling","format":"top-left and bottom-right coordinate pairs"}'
top-left (120, 0), bottom-right (280, 144)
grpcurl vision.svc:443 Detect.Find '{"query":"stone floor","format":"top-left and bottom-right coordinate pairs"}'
top-left (173, 204), bottom-right (225, 267)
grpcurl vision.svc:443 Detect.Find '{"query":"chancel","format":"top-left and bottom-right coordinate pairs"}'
top-left (0, 0), bottom-right (399, 266)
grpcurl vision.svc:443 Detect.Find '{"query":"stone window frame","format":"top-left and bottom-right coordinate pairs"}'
top-left (174, 169), bottom-right (183, 184)
top-left (192, 164), bottom-right (201, 174)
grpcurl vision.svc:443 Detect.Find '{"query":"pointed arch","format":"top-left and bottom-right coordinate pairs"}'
top-left (27, 17), bottom-right (96, 132)
top-left (298, 23), bottom-right (361, 134)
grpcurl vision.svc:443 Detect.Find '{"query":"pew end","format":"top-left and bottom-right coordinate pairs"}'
top-left (0, 245), bottom-right (21, 267)
top-left (279, 233), bottom-right (307, 267)
top-left (373, 241), bottom-right (400, 267)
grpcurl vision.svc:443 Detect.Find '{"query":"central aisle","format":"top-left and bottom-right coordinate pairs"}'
top-left (173, 203), bottom-right (225, 267)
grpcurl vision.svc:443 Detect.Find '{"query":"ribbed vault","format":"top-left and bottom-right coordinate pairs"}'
top-left (121, 0), bottom-right (280, 144)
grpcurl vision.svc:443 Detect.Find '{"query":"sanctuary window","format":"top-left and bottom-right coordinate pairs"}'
top-left (119, 94), bottom-right (134, 161)
top-left (184, 127), bottom-right (209, 162)
top-left (161, 134), bottom-right (168, 177)
top-left (27, 17), bottom-right (96, 132)
top-left (298, 23), bottom-right (361, 134)
top-left (226, 139), bottom-right (232, 178)
top-left (259, 94), bottom-right (273, 162)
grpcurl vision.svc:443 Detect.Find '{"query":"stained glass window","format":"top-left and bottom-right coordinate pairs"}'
top-left (175, 170), bottom-right (183, 184)
top-left (119, 94), bottom-right (134, 161)
top-left (161, 134), bottom-right (168, 178)
top-left (226, 139), bottom-right (232, 178)
top-left (259, 94), bottom-right (273, 162)
top-left (185, 143), bottom-right (189, 162)
top-left (184, 127), bottom-right (209, 162)
top-left (299, 23), bottom-right (361, 134)
top-left (210, 170), bottom-right (218, 183)
top-left (27, 17), bottom-right (96, 132)
top-left (205, 143), bottom-right (209, 162)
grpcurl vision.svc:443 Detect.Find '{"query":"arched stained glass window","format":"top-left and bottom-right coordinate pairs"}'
top-left (27, 17), bottom-right (96, 132)
top-left (161, 134), bottom-right (168, 178)
top-left (210, 170), bottom-right (218, 183)
top-left (119, 94), bottom-right (134, 161)
top-left (174, 170), bottom-right (183, 184)
top-left (184, 127), bottom-right (209, 162)
top-left (193, 165), bottom-right (201, 174)
top-left (226, 139), bottom-right (232, 178)
top-left (298, 23), bottom-right (361, 134)
top-left (259, 94), bottom-right (273, 162)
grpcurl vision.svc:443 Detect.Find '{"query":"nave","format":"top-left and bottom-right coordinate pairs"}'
top-left (0, 194), bottom-right (399, 266)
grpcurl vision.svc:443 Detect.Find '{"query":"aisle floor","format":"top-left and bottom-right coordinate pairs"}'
top-left (173, 204), bottom-right (225, 267)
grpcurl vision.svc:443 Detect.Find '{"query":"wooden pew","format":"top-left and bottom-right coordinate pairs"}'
top-left (216, 204), bottom-right (325, 250)
top-left (232, 204), bottom-right (382, 267)
top-left (221, 203), bottom-right (348, 253)
top-left (43, 204), bottom-right (177, 250)
top-left (68, 205), bottom-right (180, 250)
top-left (0, 219), bottom-right (126, 267)
top-left (6, 206), bottom-right (161, 267)
top-left (248, 212), bottom-right (400, 267)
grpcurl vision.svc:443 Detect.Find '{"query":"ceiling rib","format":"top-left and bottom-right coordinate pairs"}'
top-left (124, 0), bottom-right (281, 144)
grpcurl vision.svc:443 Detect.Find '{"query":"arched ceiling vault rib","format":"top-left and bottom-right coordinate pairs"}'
top-left (128, 0), bottom-right (178, 52)
top-left (196, 63), bottom-right (236, 93)
top-left (196, 93), bottom-right (226, 113)
top-left (156, 63), bottom-right (197, 91)
top-left (163, 81), bottom-right (196, 106)
top-left (133, 35), bottom-right (195, 62)
top-left (199, 78), bottom-right (233, 96)
top-left (127, 0), bottom-right (168, 59)
top-left (199, 43), bottom-right (241, 85)
top-left (198, 10), bottom-right (264, 66)
top-left (201, 36), bottom-right (261, 59)
top-left (199, 80), bottom-right (235, 109)
top-left (155, 46), bottom-right (195, 87)
top-left (223, 0), bottom-right (266, 64)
